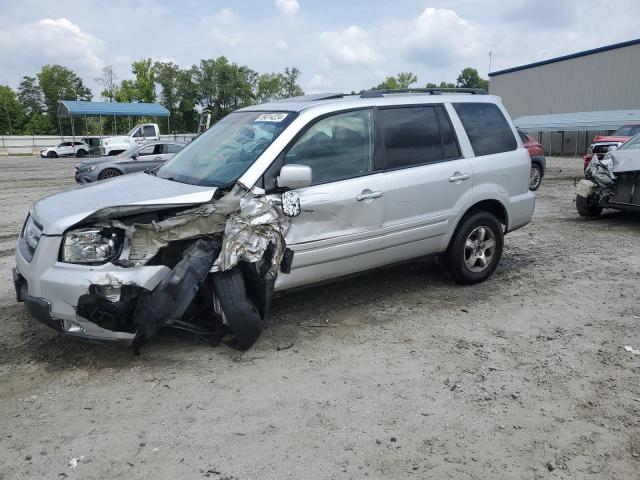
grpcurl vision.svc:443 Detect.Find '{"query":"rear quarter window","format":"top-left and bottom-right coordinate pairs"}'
top-left (453, 103), bottom-right (517, 157)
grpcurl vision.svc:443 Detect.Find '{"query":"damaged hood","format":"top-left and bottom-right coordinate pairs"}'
top-left (610, 150), bottom-right (640, 173)
top-left (33, 172), bottom-right (217, 235)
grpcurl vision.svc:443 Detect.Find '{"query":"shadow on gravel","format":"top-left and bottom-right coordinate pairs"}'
top-left (3, 254), bottom-right (536, 370)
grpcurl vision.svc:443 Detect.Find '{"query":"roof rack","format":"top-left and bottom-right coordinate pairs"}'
top-left (275, 93), bottom-right (345, 102)
top-left (360, 88), bottom-right (487, 98)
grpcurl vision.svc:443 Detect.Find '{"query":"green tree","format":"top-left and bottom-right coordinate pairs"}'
top-left (194, 56), bottom-right (257, 121)
top-left (18, 76), bottom-right (44, 116)
top-left (255, 72), bottom-right (285, 103)
top-left (37, 64), bottom-right (92, 133)
top-left (176, 67), bottom-right (199, 133)
top-left (375, 72), bottom-right (418, 90)
top-left (131, 58), bottom-right (156, 103)
top-left (114, 79), bottom-right (137, 103)
top-left (396, 72), bottom-right (418, 89)
top-left (95, 65), bottom-right (118, 101)
top-left (280, 67), bottom-right (304, 98)
top-left (0, 85), bottom-right (26, 134)
top-left (456, 67), bottom-right (489, 91)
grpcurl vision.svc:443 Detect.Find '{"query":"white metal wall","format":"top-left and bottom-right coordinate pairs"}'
top-left (0, 134), bottom-right (195, 156)
top-left (490, 44), bottom-right (640, 119)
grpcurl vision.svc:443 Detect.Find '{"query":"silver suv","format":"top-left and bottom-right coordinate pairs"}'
top-left (13, 90), bottom-right (535, 349)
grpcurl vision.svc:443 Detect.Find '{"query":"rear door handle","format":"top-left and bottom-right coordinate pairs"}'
top-left (449, 172), bottom-right (471, 182)
top-left (356, 190), bottom-right (384, 201)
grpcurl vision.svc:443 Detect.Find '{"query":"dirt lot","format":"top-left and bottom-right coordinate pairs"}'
top-left (0, 155), bottom-right (639, 479)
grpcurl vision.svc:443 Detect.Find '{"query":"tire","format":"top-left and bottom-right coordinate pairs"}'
top-left (98, 168), bottom-right (122, 180)
top-left (443, 211), bottom-right (504, 285)
top-left (529, 164), bottom-right (542, 191)
top-left (76, 149), bottom-right (86, 158)
top-left (576, 194), bottom-right (602, 217)
top-left (212, 267), bottom-right (264, 350)
top-left (47, 151), bottom-right (58, 158)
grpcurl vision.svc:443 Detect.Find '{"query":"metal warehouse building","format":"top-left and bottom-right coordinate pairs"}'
top-left (489, 39), bottom-right (640, 155)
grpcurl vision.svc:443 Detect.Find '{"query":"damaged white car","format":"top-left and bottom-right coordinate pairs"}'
top-left (576, 132), bottom-right (640, 217)
top-left (13, 90), bottom-right (534, 350)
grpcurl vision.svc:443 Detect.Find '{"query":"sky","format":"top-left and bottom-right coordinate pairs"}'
top-left (0, 0), bottom-right (639, 97)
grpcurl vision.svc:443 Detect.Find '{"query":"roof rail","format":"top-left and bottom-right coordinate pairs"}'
top-left (360, 88), bottom-right (487, 98)
top-left (276, 93), bottom-right (345, 102)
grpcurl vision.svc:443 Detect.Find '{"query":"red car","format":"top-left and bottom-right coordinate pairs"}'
top-left (518, 129), bottom-right (546, 190)
top-left (583, 123), bottom-right (640, 169)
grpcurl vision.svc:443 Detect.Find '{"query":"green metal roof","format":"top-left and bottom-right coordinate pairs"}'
top-left (57, 100), bottom-right (170, 118)
top-left (514, 110), bottom-right (640, 132)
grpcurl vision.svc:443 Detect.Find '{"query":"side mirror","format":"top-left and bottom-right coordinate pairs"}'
top-left (277, 164), bottom-right (312, 190)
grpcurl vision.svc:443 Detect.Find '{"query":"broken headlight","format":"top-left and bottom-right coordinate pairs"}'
top-left (62, 228), bottom-right (121, 264)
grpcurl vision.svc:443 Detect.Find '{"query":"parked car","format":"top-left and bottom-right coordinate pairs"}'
top-left (101, 123), bottom-right (161, 156)
top-left (75, 141), bottom-right (185, 183)
top-left (517, 129), bottom-right (546, 191)
top-left (13, 90), bottom-right (534, 350)
top-left (582, 123), bottom-right (640, 169)
top-left (576, 131), bottom-right (640, 217)
top-left (40, 141), bottom-right (90, 158)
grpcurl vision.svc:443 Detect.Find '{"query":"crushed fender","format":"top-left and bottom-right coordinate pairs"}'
top-left (132, 237), bottom-right (222, 348)
top-left (80, 184), bottom-right (290, 349)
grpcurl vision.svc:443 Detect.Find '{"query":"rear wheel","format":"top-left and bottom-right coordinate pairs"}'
top-left (47, 151), bottom-right (57, 158)
top-left (529, 164), bottom-right (542, 191)
top-left (212, 267), bottom-right (264, 350)
top-left (443, 211), bottom-right (504, 284)
top-left (576, 194), bottom-right (602, 217)
top-left (76, 149), bottom-right (86, 158)
top-left (98, 168), bottom-right (122, 180)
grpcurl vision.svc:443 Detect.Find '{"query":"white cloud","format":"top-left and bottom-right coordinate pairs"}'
top-left (275, 0), bottom-right (299, 17)
top-left (202, 9), bottom-right (243, 46)
top-left (276, 39), bottom-right (288, 50)
top-left (305, 74), bottom-right (333, 93)
top-left (319, 25), bottom-right (380, 66)
top-left (400, 8), bottom-right (485, 67)
top-left (212, 8), bottom-right (240, 25)
top-left (0, 17), bottom-right (105, 79)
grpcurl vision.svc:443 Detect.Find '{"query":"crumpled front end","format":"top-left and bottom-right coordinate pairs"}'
top-left (15, 183), bottom-right (292, 350)
top-left (577, 153), bottom-right (640, 213)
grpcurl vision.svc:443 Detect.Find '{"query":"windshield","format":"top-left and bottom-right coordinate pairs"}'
top-left (156, 111), bottom-right (296, 187)
top-left (619, 132), bottom-right (640, 150)
top-left (613, 125), bottom-right (640, 137)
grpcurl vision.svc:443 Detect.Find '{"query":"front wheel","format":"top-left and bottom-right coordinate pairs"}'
top-left (576, 194), bottom-right (602, 217)
top-left (76, 149), bottom-right (86, 158)
top-left (529, 164), bottom-right (542, 191)
top-left (443, 211), bottom-right (504, 284)
top-left (98, 168), bottom-right (122, 180)
top-left (47, 151), bottom-right (58, 158)
top-left (212, 268), bottom-right (264, 350)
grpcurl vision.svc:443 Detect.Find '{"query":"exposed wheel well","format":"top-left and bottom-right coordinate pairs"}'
top-left (461, 200), bottom-right (508, 229)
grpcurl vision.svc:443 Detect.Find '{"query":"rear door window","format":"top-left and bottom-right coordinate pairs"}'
top-left (378, 105), bottom-right (460, 169)
top-left (165, 143), bottom-right (183, 153)
top-left (453, 102), bottom-right (517, 157)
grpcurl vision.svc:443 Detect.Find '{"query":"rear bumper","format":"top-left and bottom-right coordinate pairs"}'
top-left (507, 190), bottom-right (535, 233)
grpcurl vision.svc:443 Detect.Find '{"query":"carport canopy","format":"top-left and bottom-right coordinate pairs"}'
top-left (514, 109), bottom-right (640, 132)
top-left (57, 100), bottom-right (170, 118)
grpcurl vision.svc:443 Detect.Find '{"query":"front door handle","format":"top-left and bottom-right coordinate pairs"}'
top-left (449, 172), bottom-right (471, 182)
top-left (356, 190), bottom-right (384, 201)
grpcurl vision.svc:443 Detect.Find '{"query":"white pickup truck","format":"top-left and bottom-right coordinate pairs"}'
top-left (101, 123), bottom-right (160, 156)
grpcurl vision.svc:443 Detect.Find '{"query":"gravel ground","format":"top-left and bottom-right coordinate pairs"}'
top-left (0, 156), bottom-right (639, 479)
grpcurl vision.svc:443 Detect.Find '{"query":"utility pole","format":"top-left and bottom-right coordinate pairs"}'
top-left (488, 51), bottom-right (493, 74)
top-left (2, 103), bottom-right (12, 135)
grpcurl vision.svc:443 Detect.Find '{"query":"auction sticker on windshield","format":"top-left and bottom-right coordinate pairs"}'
top-left (255, 113), bottom-right (289, 122)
